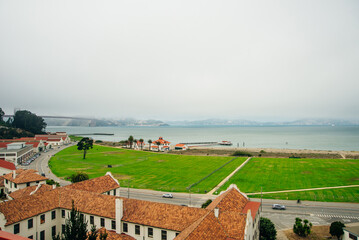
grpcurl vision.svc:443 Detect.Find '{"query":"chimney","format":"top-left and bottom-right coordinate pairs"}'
top-left (214, 208), bottom-right (219, 218)
top-left (12, 170), bottom-right (16, 179)
top-left (115, 198), bottom-right (123, 234)
top-left (52, 184), bottom-right (57, 189)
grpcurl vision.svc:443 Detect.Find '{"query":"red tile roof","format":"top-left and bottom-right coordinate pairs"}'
top-left (9, 184), bottom-right (53, 200)
top-left (242, 201), bottom-right (261, 219)
top-left (26, 142), bottom-right (40, 148)
top-left (3, 169), bottom-right (48, 184)
top-left (175, 144), bottom-right (186, 147)
top-left (0, 159), bottom-right (16, 170)
top-left (0, 230), bottom-right (31, 240)
top-left (152, 137), bottom-right (171, 145)
top-left (0, 142), bottom-right (9, 148)
top-left (65, 174), bottom-right (119, 194)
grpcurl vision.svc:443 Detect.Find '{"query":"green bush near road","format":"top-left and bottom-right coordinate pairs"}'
top-left (49, 145), bottom-right (246, 193)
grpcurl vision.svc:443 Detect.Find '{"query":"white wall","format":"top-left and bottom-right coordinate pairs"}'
top-left (122, 221), bottom-right (179, 240)
top-left (0, 167), bottom-right (13, 176)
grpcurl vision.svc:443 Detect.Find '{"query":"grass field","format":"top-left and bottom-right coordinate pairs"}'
top-left (217, 157), bottom-right (359, 202)
top-left (49, 145), bottom-right (246, 193)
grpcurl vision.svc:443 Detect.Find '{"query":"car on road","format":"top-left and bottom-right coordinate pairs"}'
top-left (272, 204), bottom-right (286, 210)
top-left (162, 193), bottom-right (173, 198)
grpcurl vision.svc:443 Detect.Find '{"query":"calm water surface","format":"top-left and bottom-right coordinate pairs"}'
top-left (46, 126), bottom-right (359, 151)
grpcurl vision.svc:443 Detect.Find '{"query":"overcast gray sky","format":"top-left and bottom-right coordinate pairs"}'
top-left (1, 0), bottom-right (358, 121)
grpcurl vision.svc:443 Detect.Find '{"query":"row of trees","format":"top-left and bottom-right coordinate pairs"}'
top-left (260, 217), bottom-right (345, 240)
top-left (126, 136), bottom-right (161, 151)
top-left (0, 107), bottom-right (47, 135)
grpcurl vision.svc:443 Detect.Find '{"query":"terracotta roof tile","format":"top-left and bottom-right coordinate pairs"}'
top-left (9, 184), bottom-right (53, 200)
top-left (206, 187), bottom-right (248, 212)
top-left (0, 159), bottom-right (16, 170)
top-left (3, 169), bottom-right (48, 184)
top-left (241, 201), bottom-right (261, 219)
top-left (65, 174), bottom-right (119, 194)
top-left (122, 198), bottom-right (207, 231)
top-left (0, 176), bottom-right (4, 187)
top-left (0, 230), bottom-right (31, 239)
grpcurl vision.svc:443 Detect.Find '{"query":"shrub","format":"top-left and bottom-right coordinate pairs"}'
top-left (330, 221), bottom-right (345, 239)
top-left (293, 217), bottom-right (312, 237)
top-left (260, 217), bottom-right (276, 240)
top-left (201, 199), bottom-right (212, 208)
top-left (46, 179), bottom-right (60, 187)
top-left (95, 140), bottom-right (103, 143)
top-left (232, 151), bottom-right (252, 157)
top-left (260, 150), bottom-right (266, 153)
top-left (70, 172), bottom-right (89, 183)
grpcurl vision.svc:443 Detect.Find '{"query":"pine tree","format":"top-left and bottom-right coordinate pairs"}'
top-left (63, 201), bottom-right (88, 240)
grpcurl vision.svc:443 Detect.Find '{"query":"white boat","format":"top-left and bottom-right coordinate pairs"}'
top-left (218, 141), bottom-right (232, 145)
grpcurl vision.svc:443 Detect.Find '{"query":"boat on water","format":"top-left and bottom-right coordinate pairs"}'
top-left (218, 141), bottom-right (233, 146)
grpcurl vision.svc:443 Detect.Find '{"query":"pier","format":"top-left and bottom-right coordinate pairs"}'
top-left (72, 133), bottom-right (114, 136)
top-left (179, 142), bottom-right (217, 145)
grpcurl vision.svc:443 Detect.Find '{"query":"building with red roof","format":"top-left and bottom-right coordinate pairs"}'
top-left (151, 137), bottom-right (171, 152)
top-left (0, 159), bottom-right (16, 175)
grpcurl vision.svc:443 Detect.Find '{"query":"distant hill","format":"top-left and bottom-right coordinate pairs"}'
top-left (44, 118), bottom-right (169, 127)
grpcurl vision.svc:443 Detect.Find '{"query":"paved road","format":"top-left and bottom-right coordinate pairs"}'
top-left (20, 144), bottom-right (359, 230)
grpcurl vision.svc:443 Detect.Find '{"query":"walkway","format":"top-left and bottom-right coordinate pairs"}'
top-left (247, 184), bottom-right (359, 195)
top-left (207, 157), bottom-right (251, 195)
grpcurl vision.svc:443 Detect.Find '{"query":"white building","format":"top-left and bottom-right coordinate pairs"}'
top-left (0, 159), bottom-right (16, 176)
top-left (344, 225), bottom-right (359, 240)
top-left (0, 174), bottom-right (260, 240)
top-left (2, 169), bottom-right (48, 194)
top-left (0, 143), bottom-right (34, 166)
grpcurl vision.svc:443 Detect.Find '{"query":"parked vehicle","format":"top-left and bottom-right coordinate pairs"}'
top-left (272, 204), bottom-right (286, 210)
top-left (162, 193), bottom-right (173, 198)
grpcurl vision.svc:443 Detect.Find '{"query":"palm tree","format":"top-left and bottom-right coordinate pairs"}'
top-left (148, 139), bottom-right (152, 151)
top-left (128, 136), bottom-right (134, 149)
top-left (139, 139), bottom-right (144, 150)
top-left (156, 141), bottom-right (161, 152)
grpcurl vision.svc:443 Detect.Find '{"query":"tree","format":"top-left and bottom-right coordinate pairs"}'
top-left (293, 217), bottom-right (312, 237)
top-left (0, 107), bottom-right (4, 125)
top-left (128, 136), bottom-right (134, 149)
top-left (330, 221), bottom-right (345, 240)
top-left (53, 201), bottom-right (88, 240)
top-left (12, 110), bottom-right (47, 134)
top-left (139, 139), bottom-right (144, 150)
top-left (46, 179), bottom-right (60, 187)
top-left (70, 172), bottom-right (89, 183)
top-left (156, 141), bottom-right (161, 152)
top-left (77, 137), bottom-right (93, 159)
top-left (148, 139), bottom-right (152, 150)
top-left (260, 217), bottom-right (277, 240)
top-left (201, 199), bottom-right (212, 208)
top-left (88, 225), bottom-right (98, 240)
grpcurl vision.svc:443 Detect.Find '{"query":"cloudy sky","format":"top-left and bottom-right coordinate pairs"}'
top-left (1, 0), bottom-right (358, 121)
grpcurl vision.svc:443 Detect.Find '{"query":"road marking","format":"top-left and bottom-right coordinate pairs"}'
top-left (314, 214), bottom-right (359, 220)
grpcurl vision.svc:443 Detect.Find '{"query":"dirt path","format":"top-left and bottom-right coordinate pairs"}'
top-left (207, 157), bottom-right (252, 195)
top-left (247, 184), bottom-right (359, 195)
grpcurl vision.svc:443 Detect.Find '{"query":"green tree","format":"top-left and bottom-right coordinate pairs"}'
top-left (260, 217), bottom-right (277, 240)
top-left (128, 136), bottom-right (134, 149)
top-left (88, 225), bottom-right (98, 240)
top-left (46, 179), bottom-right (60, 187)
top-left (0, 107), bottom-right (4, 125)
top-left (139, 139), bottom-right (144, 150)
top-left (70, 172), bottom-right (89, 183)
top-left (201, 199), bottom-right (212, 208)
top-left (77, 137), bottom-right (93, 159)
top-left (330, 221), bottom-right (345, 240)
top-left (12, 110), bottom-right (47, 134)
top-left (293, 217), bottom-right (312, 237)
top-left (148, 139), bottom-right (152, 150)
top-left (53, 201), bottom-right (88, 240)
top-left (156, 141), bottom-right (161, 152)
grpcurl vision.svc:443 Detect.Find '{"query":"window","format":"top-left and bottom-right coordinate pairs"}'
top-left (52, 226), bottom-right (56, 236)
top-left (90, 216), bottom-right (94, 225)
top-left (111, 220), bottom-right (116, 230)
top-left (27, 182), bottom-right (30, 187)
top-left (176, 233), bottom-right (179, 236)
top-left (135, 225), bottom-right (140, 235)
top-left (5, 180), bottom-right (8, 184)
top-left (14, 183), bottom-right (17, 188)
top-left (123, 223), bottom-right (128, 233)
top-left (28, 219), bottom-right (33, 229)
top-left (113, 189), bottom-right (116, 195)
top-left (40, 214), bottom-right (45, 224)
top-left (100, 218), bottom-right (105, 227)
top-left (40, 230), bottom-right (45, 240)
top-left (10, 182), bottom-right (12, 188)
top-left (107, 191), bottom-right (110, 195)
top-left (349, 233), bottom-right (357, 240)
top-left (62, 209), bottom-right (65, 218)
top-left (52, 210), bottom-right (56, 219)
top-left (62, 224), bottom-right (65, 233)
top-left (161, 230), bottom-right (167, 240)
top-left (80, 213), bottom-right (84, 220)
top-left (28, 236), bottom-right (33, 239)
top-left (148, 228), bottom-right (153, 238)
top-left (36, 181), bottom-right (39, 184)
top-left (14, 223), bottom-right (20, 234)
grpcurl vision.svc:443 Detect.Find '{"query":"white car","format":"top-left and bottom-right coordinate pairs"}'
top-left (272, 204), bottom-right (286, 210)
top-left (162, 193), bottom-right (173, 198)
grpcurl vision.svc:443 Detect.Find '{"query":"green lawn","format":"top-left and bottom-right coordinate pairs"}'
top-left (217, 157), bottom-right (359, 202)
top-left (49, 145), bottom-right (246, 193)
top-left (248, 187), bottom-right (359, 203)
